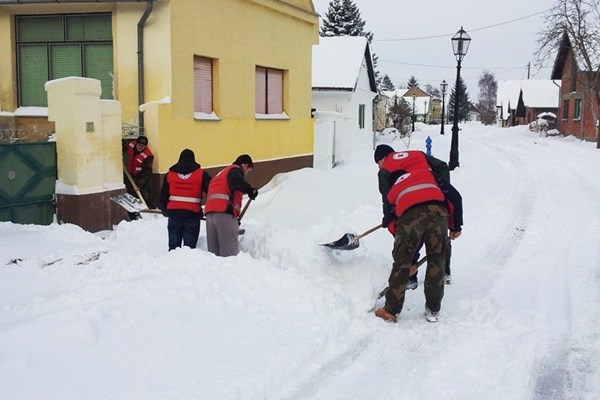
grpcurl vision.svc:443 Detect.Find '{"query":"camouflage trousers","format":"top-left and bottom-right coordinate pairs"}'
top-left (385, 203), bottom-right (449, 315)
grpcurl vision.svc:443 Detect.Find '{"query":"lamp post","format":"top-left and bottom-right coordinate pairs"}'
top-left (449, 26), bottom-right (471, 170)
top-left (440, 80), bottom-right (448, 135)
top-left (412, 94), bottom-right (416, 132)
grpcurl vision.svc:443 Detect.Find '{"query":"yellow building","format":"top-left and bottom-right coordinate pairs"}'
top-left (0, 0), bottom-right (319, 189)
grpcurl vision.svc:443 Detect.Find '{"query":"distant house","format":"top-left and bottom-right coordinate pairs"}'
top-left (551, 32), bottom-right (599, 141)
top-left (402, 86), bottom-right (432, 124)
top-left (311, 36), bottom-right (377, 167)
top-left (496, 80), bottom-right (560, 128)
top-left (0, 0), bottom-right (319, 190)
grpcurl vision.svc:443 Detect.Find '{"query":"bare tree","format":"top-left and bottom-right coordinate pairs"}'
top-left (477, 71), bottom-right (498, 125)
top-left (424, 84), bottom-right (441, 98)
top-left (536, 0), bottom-right (600, 147)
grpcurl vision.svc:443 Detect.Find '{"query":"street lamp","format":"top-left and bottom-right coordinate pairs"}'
top-left (440, 80), bottom-right (448, 135)
top-left (449, 26), bottom-right (471, 170)
top-left (412, 94), bottom-right (416, 132)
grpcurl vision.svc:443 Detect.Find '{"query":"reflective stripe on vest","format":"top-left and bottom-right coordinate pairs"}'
top-left (393, 183), bottom-right (440, 205)
top-left (169, 195), bottom-right (201, 203)
top-left (206, 194), bottom-right (230, 201)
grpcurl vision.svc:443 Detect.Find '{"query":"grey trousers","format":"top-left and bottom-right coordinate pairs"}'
top-left (206, 212), bottom-right (240, 257)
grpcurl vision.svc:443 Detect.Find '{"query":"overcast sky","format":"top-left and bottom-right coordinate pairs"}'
top-left (311, 0), bottom-right (557, 98)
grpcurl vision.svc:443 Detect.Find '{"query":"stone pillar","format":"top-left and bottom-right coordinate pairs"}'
top-left (46, 77), bottom-right (127, 232)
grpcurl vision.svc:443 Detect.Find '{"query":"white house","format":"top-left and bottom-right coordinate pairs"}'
top-left (311, 36), bottom-right (377, 169)
top-left (496, 80), bottom-right (560, 127)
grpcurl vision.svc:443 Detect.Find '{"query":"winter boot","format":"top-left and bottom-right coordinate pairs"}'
top-left (407, 274), bottom-right (418, 290)
top-left (375, 307), bottom-right (397, 323)
top-left (425, 307), bottom-right (439, 323)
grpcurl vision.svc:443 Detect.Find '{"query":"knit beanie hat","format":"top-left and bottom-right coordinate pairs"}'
top-left (374, 144), bottom-right (394, 163)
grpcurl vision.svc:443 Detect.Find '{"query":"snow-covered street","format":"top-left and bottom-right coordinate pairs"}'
top-left (1, 124), bottom-right (599, 400)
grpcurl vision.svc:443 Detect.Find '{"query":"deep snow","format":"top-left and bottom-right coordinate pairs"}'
top-left (1, 123), bottom-right (600, 400)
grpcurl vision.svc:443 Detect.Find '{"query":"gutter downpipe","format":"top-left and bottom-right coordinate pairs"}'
top-left (137, 0), bottom-right (155, 135)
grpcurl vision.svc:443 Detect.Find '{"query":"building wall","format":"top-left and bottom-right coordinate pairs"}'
top-left (0, 0), bottom-right (319, 191)
top-left (148, 0), bottom-right (319, 176)
top-left (557, 51), bottom-right (599, 141)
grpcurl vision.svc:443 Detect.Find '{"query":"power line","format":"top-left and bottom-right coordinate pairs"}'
top-left (375, 9), bottom-right (548, 42)
top-left (378, 59), bottom-right (534, 71)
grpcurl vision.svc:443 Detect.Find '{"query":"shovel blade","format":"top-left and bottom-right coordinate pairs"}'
top-left (320, 233), bottom-right (360, 250)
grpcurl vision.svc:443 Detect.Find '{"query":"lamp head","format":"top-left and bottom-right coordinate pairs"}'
top-left (452, 26), bottom-right (471, 62)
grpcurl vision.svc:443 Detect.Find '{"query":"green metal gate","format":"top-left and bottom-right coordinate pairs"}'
top-left (0, 142), bottom-right (57, 225)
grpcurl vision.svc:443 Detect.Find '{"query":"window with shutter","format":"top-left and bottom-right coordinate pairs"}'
top-left (255, 67), bottom-right (267, 114)
top-left (194, 56), bottom-right (213, 114)
top-left (255, 66), bottom-right (285, 116)
top-left (16, 14), bottom-right (113, 107)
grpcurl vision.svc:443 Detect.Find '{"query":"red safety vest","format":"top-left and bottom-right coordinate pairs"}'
top-left (126, 141), bottom-right (153, 175)
top-left (204, 164), bottom-right (243, 217)
top-left (381, 150), bottom-right (430, 174)
top-left (166, 169), bottom-right (204, 213)
top-left (386, 169), bottom-right (445, 218)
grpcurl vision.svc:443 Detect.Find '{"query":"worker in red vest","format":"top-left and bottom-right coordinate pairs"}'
top-left (159, 149), bottom-right (212, 251)
top-left (125, 135), bottom-right (155, 217)
top-left (204, 154), bottom-right (258, 257)
top-left (373, 144), bottom-right (462, 324)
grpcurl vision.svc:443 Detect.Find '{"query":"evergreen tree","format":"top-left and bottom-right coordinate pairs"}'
top-left (380, 75), bottom-right (395, 91)
top-left (387, 94), bottom-right (412, 133)
top-left (448, 76), bottom-right (470, 122)
top-left (407, 76), bottom-right (419, 88)
top-left (320, 0), bottom-right (381, 89)
top-left (477, 71), bottom-right (497, 125)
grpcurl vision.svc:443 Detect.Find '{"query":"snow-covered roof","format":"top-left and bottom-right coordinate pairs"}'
top-left (496, 79), bottom-right (560, 117)
top-left (312, 36), bottom-right (375, 91)
top-left (382, 88), bottom-right (431, 114)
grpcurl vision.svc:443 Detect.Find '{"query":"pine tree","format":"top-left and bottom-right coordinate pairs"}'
top-left (448, 76), bottom-right (470, 122)
top-left (380, 75), bottom-right (395, 91)
top-left (320, 0), bottom-right (380, 89)
top-left (407, 76), bottom-right (419, 88)
top-left (387, 94), bottom-right (412, 133)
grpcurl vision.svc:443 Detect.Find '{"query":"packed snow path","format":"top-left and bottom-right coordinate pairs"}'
top-left (1, 125), bottom-right (599, 400)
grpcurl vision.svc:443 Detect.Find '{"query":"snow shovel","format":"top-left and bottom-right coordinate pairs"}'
top-left (123, 165), bottom-right (149, 209)
top-left (367, 255), bottom-right (428, 313)
top-left (321, 223), bottom-right (383, 250)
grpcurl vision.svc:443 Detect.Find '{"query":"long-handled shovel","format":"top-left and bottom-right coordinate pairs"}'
top-left (320, 223), bottom-right (383, 250)
top-left (367, 256), bottom-right (428, 313)
top-left (123, 165), bottom-right (149, 210)
top-left (237, 198), bottom-right (253, 235)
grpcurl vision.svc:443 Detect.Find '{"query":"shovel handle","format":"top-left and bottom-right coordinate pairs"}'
top-left (356, 223), bottom-right (384, 240)
top-left (123, 165), bottom-right (149, 210)
top-left (238, 198), bottom-right (252, 222)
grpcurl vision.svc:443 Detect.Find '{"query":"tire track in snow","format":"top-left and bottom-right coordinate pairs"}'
top-left (485, 137), bottom-right (600, 400)
top-left (280, 335), bottom-right (372, 400)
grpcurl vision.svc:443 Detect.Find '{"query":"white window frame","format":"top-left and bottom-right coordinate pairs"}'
top-left (255, 66), bottom-right (288, 119)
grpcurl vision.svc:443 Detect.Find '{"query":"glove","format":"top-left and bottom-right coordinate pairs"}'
top-left (382, 212), bottom-right (397, 236)
top-left (382, 211), bottom-right (395, 228)
top-left (248, 188), bottom-right (258, 200)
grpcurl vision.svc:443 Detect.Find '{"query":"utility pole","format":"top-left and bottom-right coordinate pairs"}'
top-left (527, 62), bottom-right (531, 79)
